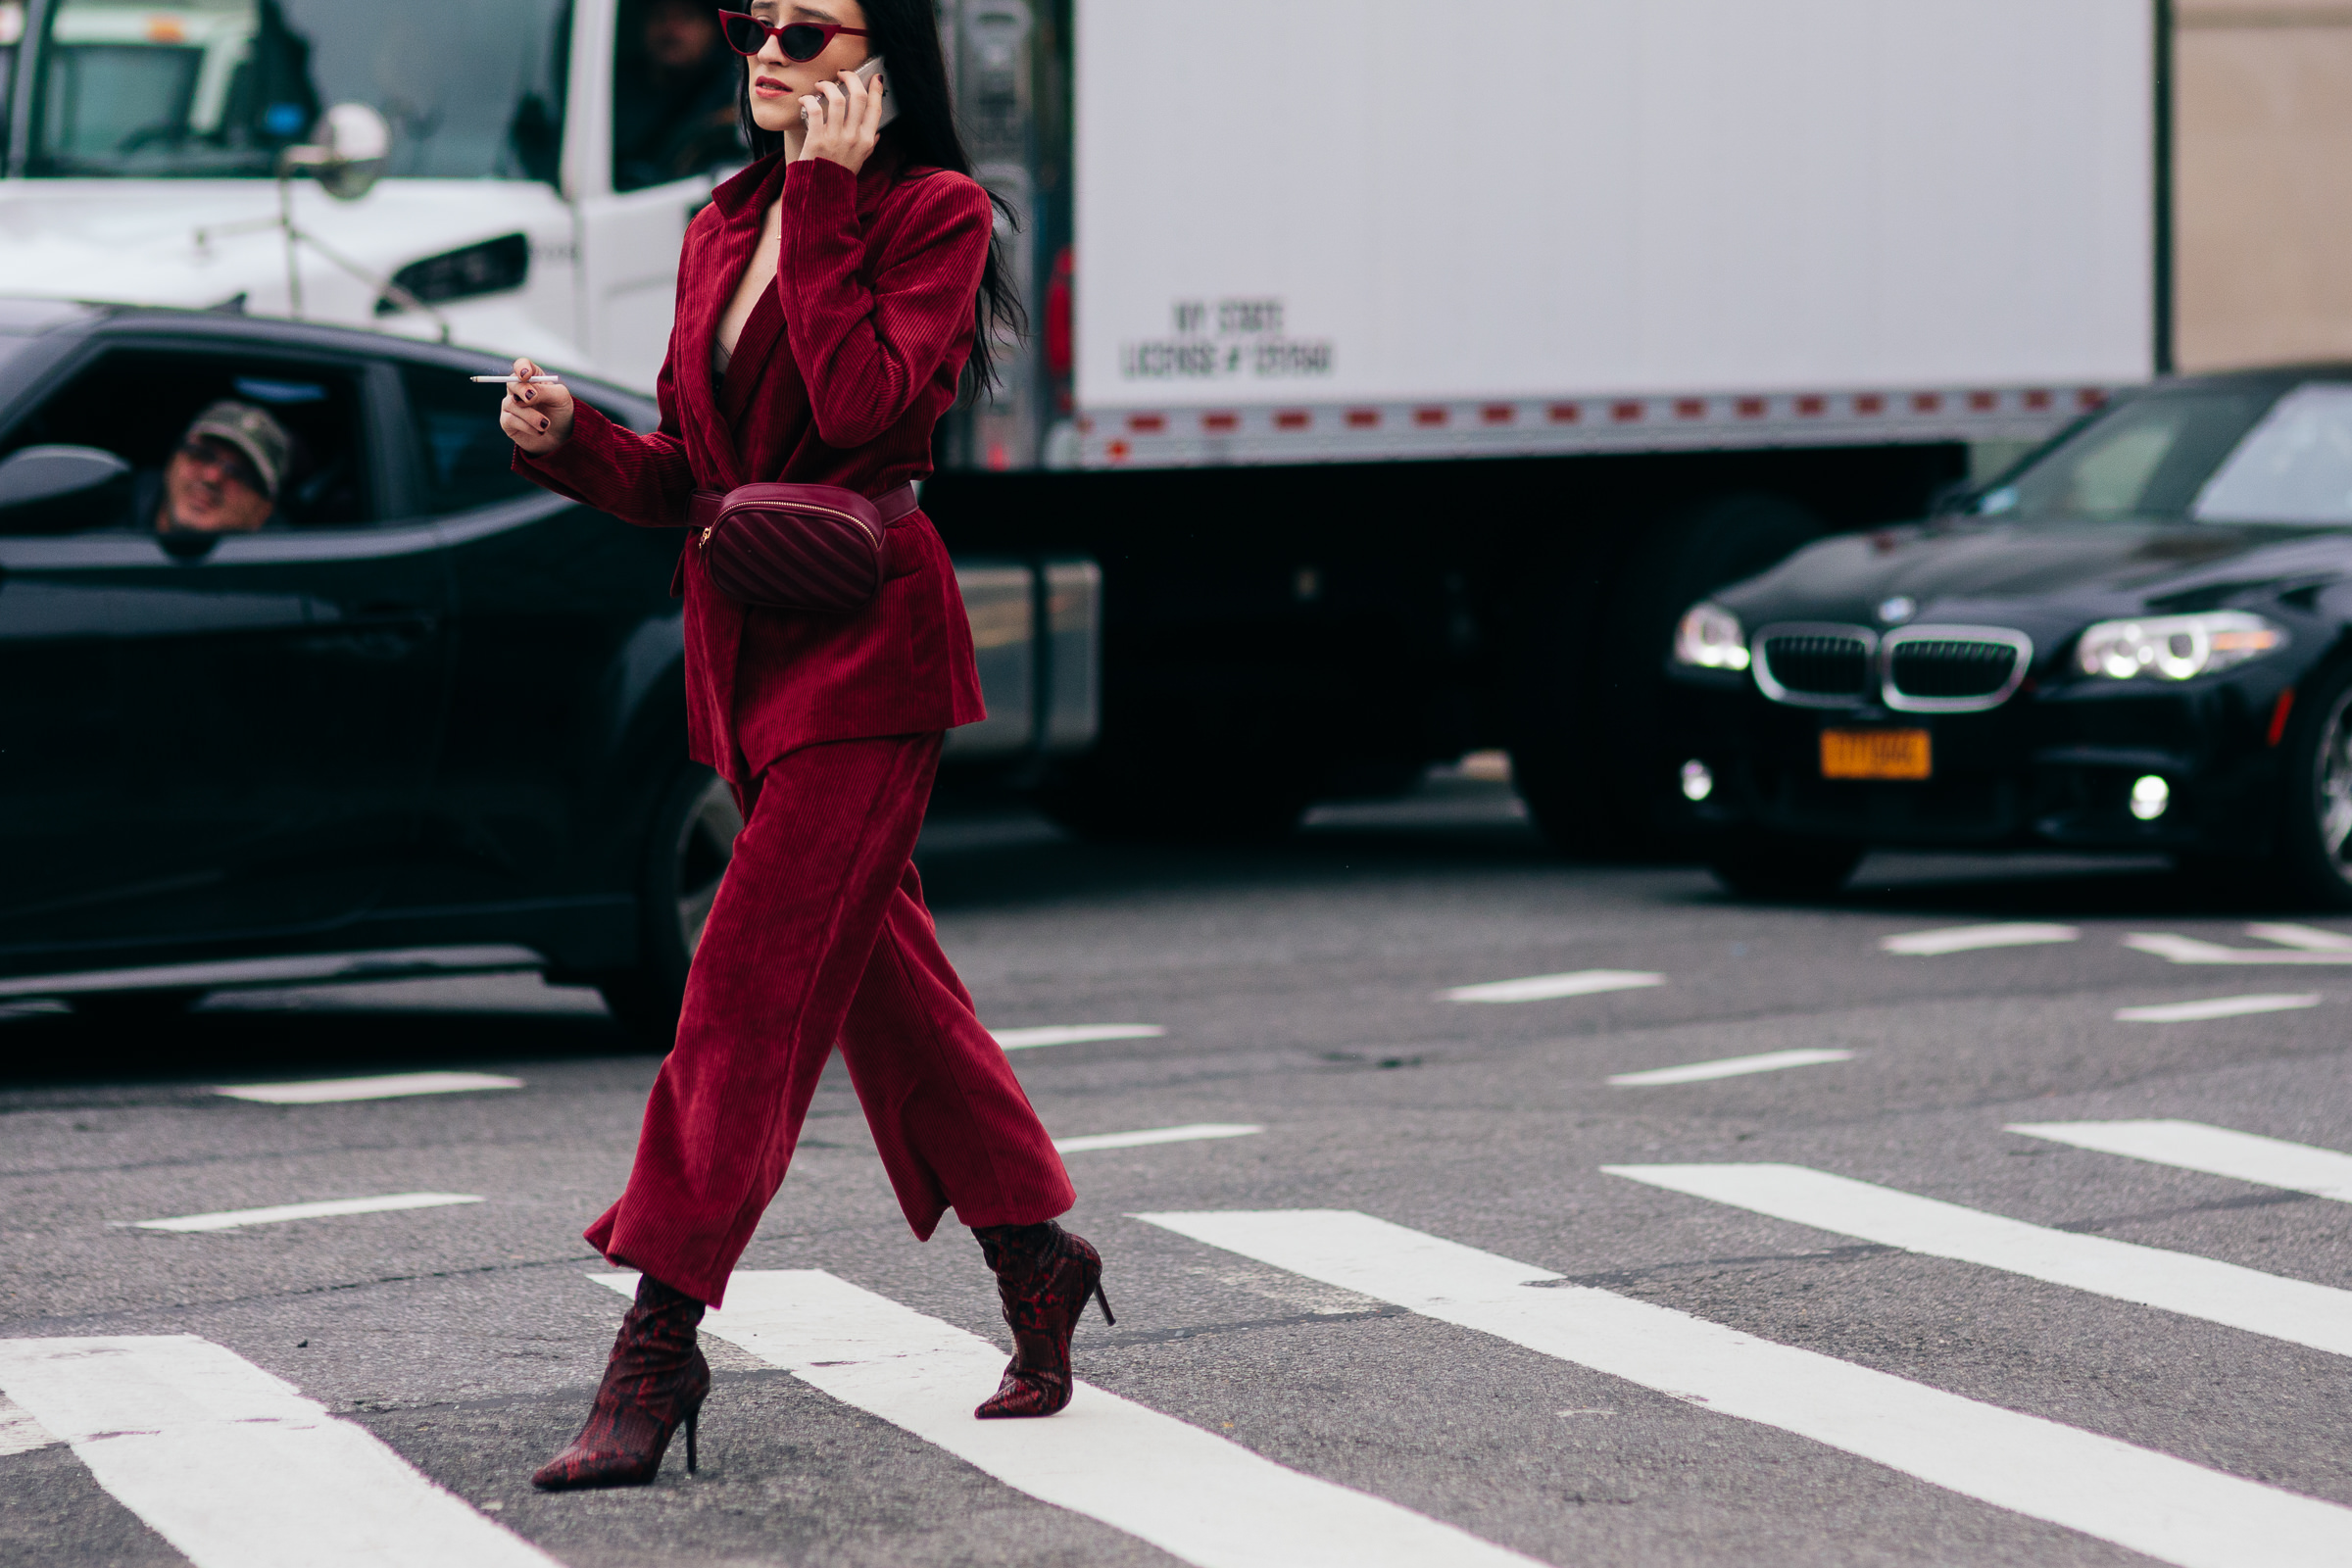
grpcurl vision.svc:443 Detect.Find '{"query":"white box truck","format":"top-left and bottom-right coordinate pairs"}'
top-left (0, 0), bottom-right (2167, 848)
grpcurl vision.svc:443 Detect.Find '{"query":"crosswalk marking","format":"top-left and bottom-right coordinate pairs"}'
top-left (1136, 1209), bottom-right (2352, 1568)
top-left (1879, 922), bottom-right (2079, 956)
top-left (0, 1335), bottom-right (554, 1568)
top-left (591, 1270), bottom-right (1540, 1568)
top-left (992, 1023), bottom-right (1166, 1050)
top-left (1607, 1049), bottom-right (1852, 1086)
top-left (2012, 1120), bottom-right (2352, 1203)
top-left (1438, 969), bottom-right (1663, 1004)
top-left (0, 1395), bottom-right (55, 1456)
top-left (2126, 931), bottom-right (2352, 965)
top-left (2245, 923), bottom-right (2352, 952)
top-left (214, 1071), bottom-right (523, 1103)
top-left (1606, 1163), bottom-right (2352, 1359)
top-left (134, 1193), bottom-right (483, 1232)
top-left (2114, 995), bottom-right (2321, 1023)
top-left (1053, 1123), bottom-right (1262, 1153)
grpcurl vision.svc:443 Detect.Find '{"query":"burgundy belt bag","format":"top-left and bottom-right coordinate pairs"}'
top-left (688, 480), bottom-right (919, 614)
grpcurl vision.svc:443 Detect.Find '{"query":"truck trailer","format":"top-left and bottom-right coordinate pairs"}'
top-left (0, 0), bottom-right (2167, 850)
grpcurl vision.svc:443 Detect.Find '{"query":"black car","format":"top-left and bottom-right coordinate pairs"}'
top-left (0, 300), bottom-right (756, 1035)
top-left (1666, 367), bottom-right (2352, 905)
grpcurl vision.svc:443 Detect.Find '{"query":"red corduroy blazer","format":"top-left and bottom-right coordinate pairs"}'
top-left (515, 144), bottom-right (988, 783)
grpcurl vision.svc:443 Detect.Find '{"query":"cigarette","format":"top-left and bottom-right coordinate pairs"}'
top-left (470, 374), bottom-right (563, 384)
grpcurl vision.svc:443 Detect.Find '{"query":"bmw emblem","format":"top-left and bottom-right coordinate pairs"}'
top-left (1878, 595), bottom-right (1917, 625)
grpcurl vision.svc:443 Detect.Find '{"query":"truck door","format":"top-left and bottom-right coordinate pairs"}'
top-left (0, 341), bottom-right (450, 964)
top-left (573, 0), bottom-right (748, 390)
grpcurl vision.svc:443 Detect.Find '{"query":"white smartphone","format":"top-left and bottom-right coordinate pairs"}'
top-left (851, 56), bottom-right (899, 128)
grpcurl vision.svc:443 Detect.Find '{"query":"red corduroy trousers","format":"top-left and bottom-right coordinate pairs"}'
top-left (584, 733), bottom-right (1075, 1307)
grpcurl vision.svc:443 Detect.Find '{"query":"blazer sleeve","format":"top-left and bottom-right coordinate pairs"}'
top-left (779, 157), bottom-right (992, 450)
top-left (512, 308), bottom-right (697, 529)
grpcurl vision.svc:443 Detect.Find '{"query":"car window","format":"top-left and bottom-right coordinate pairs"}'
top-left (2192, 383), bottom-right (2352, 527)
top-left (611, 0), bottom-right (744, 194)
top-left (0, 346), bottom-right (371, 536)
top-left (26, 0), bottom-right (567, 180)
top-left (1979, 390), bottom-right (2276, 523)
top-left (403, 362), bottom-right (539, 514)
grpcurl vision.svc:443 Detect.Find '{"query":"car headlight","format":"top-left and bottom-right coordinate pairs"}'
top-left (1674, 601), bottom-right (1749, 671)
top-left (2075, 611), bottom-right (2287, 682)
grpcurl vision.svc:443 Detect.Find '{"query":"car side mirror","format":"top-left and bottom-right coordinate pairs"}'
top-left (281, 103), bottom-right (391, 201)
top-left (0, 444), bottom-right (132, 510)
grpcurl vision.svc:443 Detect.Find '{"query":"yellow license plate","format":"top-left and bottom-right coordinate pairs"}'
top-left (1821, 728), bottom-right (1932, 781)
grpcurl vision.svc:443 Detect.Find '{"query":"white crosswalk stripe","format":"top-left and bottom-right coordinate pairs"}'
top-left (992, 1023), bottom-right (1165, 1050)
top-left (1608, 1049), bottom-right (1852, 1086)
top-left (214, 1071), bottom-right (523, 1103)
top-left (0, 1395), bottom-right (55, 1456)
top-left (1605, 1163), bottom-right (2352, 1358)
top-left (1137, 1208), bottom-right (2352, 1568)
top-left (2012, 1119), bottom-right (2352, 1202)
top-left (0, 1335), bottom-right (554, 1568)
top-left (2126, 930), bottom-right (2352, 965)
top-left (1053, 1123), bottom-right (1262, 1152)
top-left (2113, 995), bottom-right (2321, 1023)
top-left (132, 1193), bottom-right (484, 1232)
top-left (592, 1270), bottom-right (1541, 1568)
top-left (1438, 970), bottom-right (1662, 1004)
top-left (1879, 922), bottom-right (2079, 956)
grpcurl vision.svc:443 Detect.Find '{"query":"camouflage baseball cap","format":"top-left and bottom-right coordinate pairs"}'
top-left (184, 400), bottom-right (291, 500)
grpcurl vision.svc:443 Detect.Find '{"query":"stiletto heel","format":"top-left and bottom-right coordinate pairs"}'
top-left (1093, 1281), bottom-right (1115, 1326)
top-left (971, 1221), bottom-right (1110, 1419)
top-left (533, 1274), bottom-right (710, 1491)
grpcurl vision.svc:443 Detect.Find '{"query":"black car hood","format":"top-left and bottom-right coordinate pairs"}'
top-left (1715, 518), bottom-right (2351, 656)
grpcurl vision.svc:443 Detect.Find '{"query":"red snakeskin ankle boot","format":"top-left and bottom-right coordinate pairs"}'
top-left (972, 1221), bottom-right (1114, 1419)
top-left (532, 1273), bottom-right (710, 1490)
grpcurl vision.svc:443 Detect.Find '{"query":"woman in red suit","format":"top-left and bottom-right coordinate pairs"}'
top-left (503, 0), bottom-right (1105, 1492)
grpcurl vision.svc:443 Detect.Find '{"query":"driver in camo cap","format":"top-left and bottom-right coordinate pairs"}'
top-left (154, 400), bottom-right (291, 534)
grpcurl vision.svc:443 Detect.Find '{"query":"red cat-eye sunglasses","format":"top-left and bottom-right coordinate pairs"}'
top-left (717, 12), bottom-right (869, 61)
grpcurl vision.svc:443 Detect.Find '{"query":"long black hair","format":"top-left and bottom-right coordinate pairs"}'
top-left (735, 0), bottom-right (1026, 403)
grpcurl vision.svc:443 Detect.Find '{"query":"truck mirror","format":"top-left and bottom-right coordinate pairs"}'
top-left (282, 104), bottom-right (393, 202)
top-left (0, 444), bottom-right (132, 511)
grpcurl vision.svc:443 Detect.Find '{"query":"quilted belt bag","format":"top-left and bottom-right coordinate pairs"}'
top-left (687, 480), bottom-right (919, 614)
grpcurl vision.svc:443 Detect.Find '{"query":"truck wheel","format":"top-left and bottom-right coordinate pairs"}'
top-left (2271, 660), bottom-right (2352, 910)
top-left (598, 764), bottom-right (741, 1045)
top-left (1039, 744), bottom-right (1313, 843)
top-left (1512, 492), bottom-right (1824, 859)
top-left (1705, 829), bottom-right (1865, 900)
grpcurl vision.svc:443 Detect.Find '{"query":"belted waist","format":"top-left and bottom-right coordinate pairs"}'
top-left (687, 481), bottom-right (920, 532)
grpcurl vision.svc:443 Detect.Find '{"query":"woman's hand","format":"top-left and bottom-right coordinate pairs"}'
top-left (798, 67), bottom-right (884, 173)
top-left (500, 356), bottom-right (574, 456)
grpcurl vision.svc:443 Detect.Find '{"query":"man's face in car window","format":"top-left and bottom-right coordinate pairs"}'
top-left (160, 437), bottom-right (273, 534)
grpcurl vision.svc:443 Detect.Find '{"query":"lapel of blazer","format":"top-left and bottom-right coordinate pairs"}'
top-left (677, 155), bottom-right (790, 492)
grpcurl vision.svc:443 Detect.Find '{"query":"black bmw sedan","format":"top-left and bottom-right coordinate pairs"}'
top-left (0, 300), bottom-right (1088, 1034)
top-left (1666, 367), bottom-right (2352, 905)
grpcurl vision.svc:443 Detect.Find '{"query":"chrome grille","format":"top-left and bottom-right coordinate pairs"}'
top-left (1882, 627), bottom-right (2032, 712)
top-left (1755, 627), bottom-right (1875, 705)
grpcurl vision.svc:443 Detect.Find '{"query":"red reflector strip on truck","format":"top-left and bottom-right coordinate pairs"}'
top-left (1077, 383), bottom-right (2096, 467)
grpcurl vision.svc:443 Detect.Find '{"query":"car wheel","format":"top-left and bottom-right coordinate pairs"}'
top-left (599, 765), bottom-right (742, 1045)
top-left (2273, 662), bottom-right (2352, 910)
top-left (1705, 829), bottom-right (1865, 900)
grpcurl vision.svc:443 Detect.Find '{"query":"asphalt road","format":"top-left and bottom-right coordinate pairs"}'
top-left (6, 770), bottom-right (2352, 1568)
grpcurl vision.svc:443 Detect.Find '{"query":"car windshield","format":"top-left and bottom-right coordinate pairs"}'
top-left (25, 0), bottom-right (567, 180)
top-left (1978, 380), bottom-right (2352, 528)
